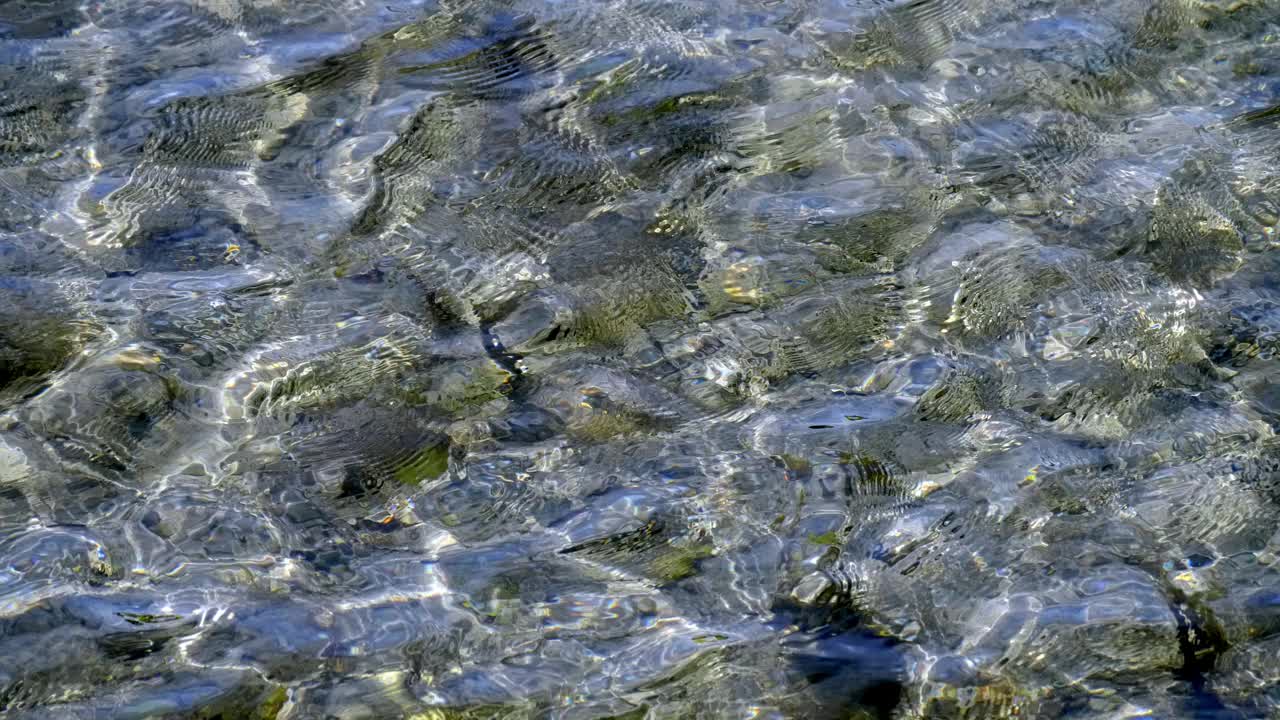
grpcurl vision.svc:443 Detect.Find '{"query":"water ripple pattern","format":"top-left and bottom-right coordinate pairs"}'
top-left (5, 0), bottom-right (1280, 717)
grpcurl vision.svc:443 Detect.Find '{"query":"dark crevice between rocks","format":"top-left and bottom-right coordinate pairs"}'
top-left (1171, 597), bottom-right (1229, 685)
top-left (768, 595), bottom-right (906, 720)
top-left (480, 321), bottom-right (528, 395)
top-left (1169, 590), bottom-right (1237, 716)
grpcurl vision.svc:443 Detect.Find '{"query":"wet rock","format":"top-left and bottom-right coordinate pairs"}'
top-left (0, 279), bottom-right (96, 403)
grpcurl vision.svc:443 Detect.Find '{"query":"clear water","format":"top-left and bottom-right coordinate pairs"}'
top-left (3, 0), bottom-right (1280, 717)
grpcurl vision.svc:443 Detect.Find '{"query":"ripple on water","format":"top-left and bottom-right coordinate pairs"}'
top-left (6, 0), bottom-right (1280, 717)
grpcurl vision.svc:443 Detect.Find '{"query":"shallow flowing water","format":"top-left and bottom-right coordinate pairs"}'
top-left (4, 0), bottom-right (1280, 717)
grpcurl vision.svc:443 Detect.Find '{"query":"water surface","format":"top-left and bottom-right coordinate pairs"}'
top-left (3, 0), bottom-right (1280, 717)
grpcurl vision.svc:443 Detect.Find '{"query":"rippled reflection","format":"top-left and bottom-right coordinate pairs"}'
top-left (5, 0), bottom-right (1280, 717)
